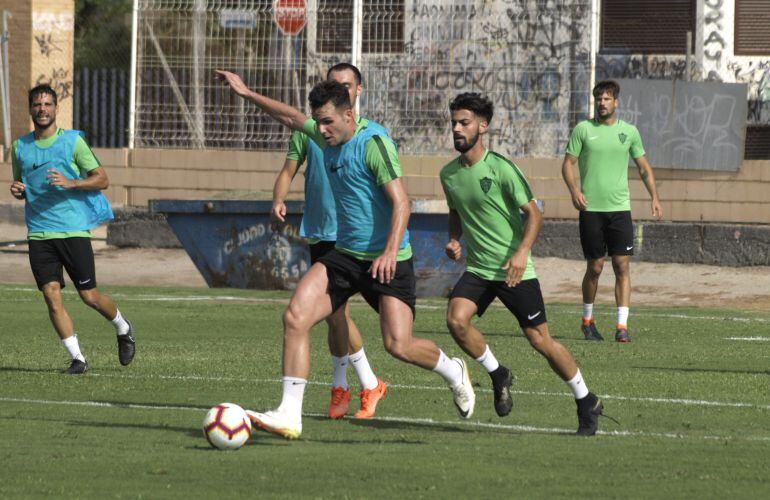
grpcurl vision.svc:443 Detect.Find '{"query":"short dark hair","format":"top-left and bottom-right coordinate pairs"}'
top-left (449, 92), bottom-right (494, 123)
top-left (308, 80), bottom-right (353, 111)
top-left (326, 63), bottom-right (362, 85)
top-left (29, 84), bottom-right (58, 107)
top-left (593, 80), bottom-right (620, 99)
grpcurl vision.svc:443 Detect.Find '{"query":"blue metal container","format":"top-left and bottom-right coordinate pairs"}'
top-left (149, 199), bottom-right (466, 296)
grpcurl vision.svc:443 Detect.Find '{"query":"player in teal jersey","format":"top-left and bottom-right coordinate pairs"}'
top-left (441, 93), bottom-right (605, 435)
top-left (9, 85), bottom-right (135, 374)
top-left (271, 63), bottom-right (387, 420)
top-left (562, 80), bottom-right (662, 343)
top-left (217, 71), bottom-right (475, 439)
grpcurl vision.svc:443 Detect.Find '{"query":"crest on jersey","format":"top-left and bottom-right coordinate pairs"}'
top-left (479, 177), bottom-right (492, 194)
top-left (618, 133), bottom-right (627, 144)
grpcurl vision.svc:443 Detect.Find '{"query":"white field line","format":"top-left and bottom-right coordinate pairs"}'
top-left (60, 372), bottom-right (770, 411)
top-left (1, 396), bottom-right (768, 443)
top-left (3, 286), bottom-right (770, 323)
top-left (725, 337), bottom-right (770, 342)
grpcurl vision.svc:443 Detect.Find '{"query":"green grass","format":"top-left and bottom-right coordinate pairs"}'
top-left (1, 283), bottom-right (769, 499)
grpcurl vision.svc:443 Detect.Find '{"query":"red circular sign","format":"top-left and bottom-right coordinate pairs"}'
top-left (274, 0), bottom-right (307, 36)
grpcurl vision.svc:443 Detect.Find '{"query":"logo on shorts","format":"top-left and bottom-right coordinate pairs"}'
top-left (78, 279), bottom-right (91, 285)
top-left (527, 311), bottom-right (542, 320)
top-left (626, 246), bottom-right (633, 251)
top-left (618, 133), bottom-right (627, 144)
top-left (479, 177), bottom-right (493, 194)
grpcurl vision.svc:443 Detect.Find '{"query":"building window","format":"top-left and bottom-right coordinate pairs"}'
top-left (601, 0), bottom-right (695, 54)
top-left (735, 0), bottom-right (770, 55)
top-left (317, 0), bottom-right (404, 54)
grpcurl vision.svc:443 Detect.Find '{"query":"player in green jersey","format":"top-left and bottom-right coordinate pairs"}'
top-left (562, 80), bottom-right (662, 343)
top-left (271, 64), bottom-right (387, 420)
top-left (441, 93), bottom-right (604, 435)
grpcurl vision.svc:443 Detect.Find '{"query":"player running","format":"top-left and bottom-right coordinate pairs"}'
top-left (217, 71), bottom-right (475, 439)
top-left (440, 92), bottom-right (605, 435)
top-left (271, 63), bottom-right (388, 420)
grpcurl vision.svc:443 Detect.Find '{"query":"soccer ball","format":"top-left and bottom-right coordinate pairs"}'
top-left (202, 403), bottom-right (252, 450)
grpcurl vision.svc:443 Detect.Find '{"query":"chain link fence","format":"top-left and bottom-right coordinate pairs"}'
top-left (133, 0), bottom-right (593, 157)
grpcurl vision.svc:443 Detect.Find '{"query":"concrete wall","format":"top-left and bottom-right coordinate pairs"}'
top-left (2, 148), bottom-right (769, 224)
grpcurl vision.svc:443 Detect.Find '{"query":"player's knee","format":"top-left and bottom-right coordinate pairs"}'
top-left (382, 338), bottom-right (410, 362)
top-left (526, 330), bottom-right (550, 353)
top-left (446, 314), bottom-right (470, 337)
top-left (282, 303), bottom-right (310, 332)
top-left (42, 284), bottom-right (62, 307)
top-left (78, 290), bottom-right (100, 309)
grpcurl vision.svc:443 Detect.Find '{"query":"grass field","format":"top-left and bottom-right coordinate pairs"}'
top-left (1, 283), bottom-right (769, 499)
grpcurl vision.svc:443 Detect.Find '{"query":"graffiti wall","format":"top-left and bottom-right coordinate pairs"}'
top-left (307, 0), bottom-right (593, 158)
top-left (597, 0), bottom-right (770, 127)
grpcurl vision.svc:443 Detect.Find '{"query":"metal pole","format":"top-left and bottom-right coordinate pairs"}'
top-left (685, 31), bottom-right (692, 82)
top-left (351, 0), bottom-right (363, 116)
top-left (589, 0), bottom-right (599, 117)
top-left (1, 11), bottom-right (11, 155)
top-left (192, 0), bottom-right (206, 149)
top-left (128, 0), bottom-right (139, 149)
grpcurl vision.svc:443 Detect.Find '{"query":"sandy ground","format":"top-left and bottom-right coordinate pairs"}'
top-left (2, 222), bottom-right (769, 310)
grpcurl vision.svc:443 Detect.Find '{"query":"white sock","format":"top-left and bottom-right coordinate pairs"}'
top-left (475, 345), bottom-right (500, 373)
top-left (349, 348), bottom-right (379, 390)
top-left (566, 369), bottom-right (589, 399)
top-left (617, 307), bottom-right (629, 327)
top-left (277, 376), bottom-right (306, 423)
top-left (330, 354), bottom-right (349, 390)
top-left (111, 310), bottom-right (130, 336)
top-left (582, 303), bottom-right (594, 321)
top-left (62, 335), bottom-right (85, 362)
top-left (432, 350), bottom-right (463, 387)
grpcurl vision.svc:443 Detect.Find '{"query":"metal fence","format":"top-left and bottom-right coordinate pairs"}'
top-left (73, 67), bottom-right (130, 148)
top-left (133, 0), bottom-right (593, 157)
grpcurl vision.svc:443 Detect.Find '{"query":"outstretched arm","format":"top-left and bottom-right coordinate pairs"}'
top-left (634, 155), bottom-right (663, 220)
top-left (215, 70), bottom-right (308, 131)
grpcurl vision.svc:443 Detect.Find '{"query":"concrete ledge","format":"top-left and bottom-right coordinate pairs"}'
top-left (106, 208), bottom-right (181, 248)
top-left (537, 220), bottom-right (770, 266)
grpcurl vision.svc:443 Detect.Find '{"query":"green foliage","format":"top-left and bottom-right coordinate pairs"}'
top-left (1, 284), bottom-right (769, 498)
top-left (74, 0), bottom-right (132, 70)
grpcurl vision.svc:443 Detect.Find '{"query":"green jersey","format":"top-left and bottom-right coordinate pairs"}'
top-left (11, 128), bottom-right (102, 240)
top-left (440, 150), bottom-right (537, 282)
top-left (565, 119), bottom-right (645, 212)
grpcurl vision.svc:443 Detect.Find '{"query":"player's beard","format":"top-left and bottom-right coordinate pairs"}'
top-left (453, 132), bottom-right (479, 153)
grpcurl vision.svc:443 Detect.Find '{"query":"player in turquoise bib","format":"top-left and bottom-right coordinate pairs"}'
top-left (562, 80), bottom-right (663, 343)
top-left (270, 63), bottom-right (389, 420)
top-left (441, 92), bottom-right (605, 435)
top-left (218, 71), bottom-right (476, 438)
top-left (9, 85), bottom-right (135, 374)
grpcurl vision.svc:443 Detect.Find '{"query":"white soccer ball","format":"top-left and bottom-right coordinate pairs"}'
top-left (202, 403), bottom-right (252, 450)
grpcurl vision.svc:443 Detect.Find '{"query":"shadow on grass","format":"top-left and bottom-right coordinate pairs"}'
top-left (634, 366), bottom-right (770, 376)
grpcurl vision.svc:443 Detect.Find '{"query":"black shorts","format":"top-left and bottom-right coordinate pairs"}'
top-left (28, 237), bottom-right (97, 291)
top-left (579, 210), bottom-right (634, 259)
top-left (449, 272), bottom-right (547, 328)
top-left (318, 248), bottom-right (417, 316)
top-left (309, 240), bottom-right (336, 265)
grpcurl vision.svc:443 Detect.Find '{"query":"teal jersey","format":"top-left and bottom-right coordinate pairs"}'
top-left (302, 118), bottom-right (411, 261)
